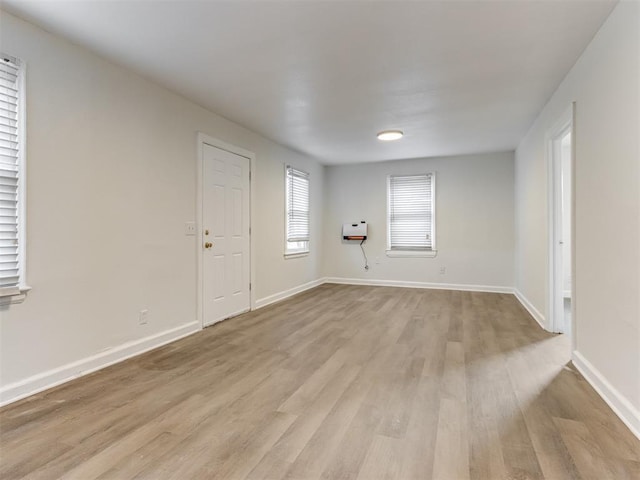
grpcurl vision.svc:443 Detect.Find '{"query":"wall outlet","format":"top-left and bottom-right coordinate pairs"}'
top-left (439, 266), bottom-right (446, 275)
top-left (139, 309), bottom-right (149, 325)
top-left (185, 222), bottom-right (196, 236)
top-left (375, 256), bottom-right (380, 264)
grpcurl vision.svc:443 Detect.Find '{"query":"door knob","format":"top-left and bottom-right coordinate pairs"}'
top-left (204, 242), bottom-right (213, 249)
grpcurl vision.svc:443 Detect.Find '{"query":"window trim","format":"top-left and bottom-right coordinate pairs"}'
top-left (386, 172), bottom-right (437, 257)
top-left (284, 165), bottom-right (310, 257)
top-left (0, 53), bottom-right (29, 304)
top-left (386, 249), bottom-right (437, 258)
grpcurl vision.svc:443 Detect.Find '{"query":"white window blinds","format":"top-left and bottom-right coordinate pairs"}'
top-left (0, 55), bottom-right (22, 293)
top-left (388, 174), bottom-right (435, 251)
top-left (286, 166), bottom-right (310, 243)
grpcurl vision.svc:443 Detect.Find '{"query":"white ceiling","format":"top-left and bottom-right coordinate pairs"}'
top-left (2, 0), bottom-right (616, 164)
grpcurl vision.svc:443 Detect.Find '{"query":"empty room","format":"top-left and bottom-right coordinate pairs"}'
top-left (0, 0), bottom-right (638, 479)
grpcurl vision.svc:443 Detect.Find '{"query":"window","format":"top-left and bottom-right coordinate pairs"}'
top-left (285, 165), bottom-right (310, 256)
top-left (387, 173), bottom-right (436, 257)
top-left (0, 53), bottom-right (27, 299)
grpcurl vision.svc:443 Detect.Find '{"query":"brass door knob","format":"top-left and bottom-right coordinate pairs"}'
top-left (204, 242), bottom-right (213, 249)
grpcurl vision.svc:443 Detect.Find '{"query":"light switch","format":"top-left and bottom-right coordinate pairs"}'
top-left (185, 222), bottom-right (196, 236)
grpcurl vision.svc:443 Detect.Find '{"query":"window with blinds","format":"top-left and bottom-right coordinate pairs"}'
top-left (0, 54), bottom-right (24, 296)
top-left (285, 165), bottom-right (310, 255)
top-left (387, 174), bottom-right (436, 252)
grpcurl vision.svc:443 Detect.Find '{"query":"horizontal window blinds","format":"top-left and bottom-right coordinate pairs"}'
top-left (0, 55), bottom-right (21, 292)
top-left (388, 174), bottom-right (434, 250)
top-left (286, 166), bottom-right (310, 243)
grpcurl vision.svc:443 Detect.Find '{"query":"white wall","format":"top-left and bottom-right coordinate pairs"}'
top-left (323, 152), bottom-right (514, 290)
top-left (515, 1), bottom-right (639, 428)
top-left (0, 11), bottom-right (324, 401)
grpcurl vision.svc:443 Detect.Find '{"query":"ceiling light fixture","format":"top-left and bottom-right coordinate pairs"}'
top-left (377, 130), bottom-right (403, 141)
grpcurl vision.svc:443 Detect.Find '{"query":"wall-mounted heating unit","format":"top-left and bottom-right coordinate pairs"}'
top-left (342, 221), bottom-right (368, 240)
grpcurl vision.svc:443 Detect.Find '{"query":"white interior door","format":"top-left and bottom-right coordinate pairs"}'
top-left (202, 143), bottom-right (250, 327)
top-left (560, 133), bottom-right (572, 299)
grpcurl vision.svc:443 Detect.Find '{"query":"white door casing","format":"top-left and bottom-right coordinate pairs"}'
top-left (201, 141), bottom-right (251, 327)
top-left (547, 104), bottom-right (575, 339)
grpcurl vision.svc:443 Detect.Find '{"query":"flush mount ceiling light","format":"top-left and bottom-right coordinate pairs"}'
top-left (377, 130), bottom-right (403, 141)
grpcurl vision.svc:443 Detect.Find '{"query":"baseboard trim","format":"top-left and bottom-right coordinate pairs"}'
top-left (513, 288), bottom-right (547, 330)
top-left (254, 278), bottom-right (327, 309)
top-left (324, 277), bottom-right (513, 294)
top-left (572, 351), bottom-right (640, 440)
top-left (0, 321), bottom-right (201, 407)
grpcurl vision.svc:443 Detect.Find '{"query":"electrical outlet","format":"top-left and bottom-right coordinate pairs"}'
top-left (439, 267), bottom-right (446, 275)
top-left (185, 222), bottom-right (196, 236)
top-left (375, 256), bottom-right (380, 264)
top-left (139, 309), bottom-right (149, 325)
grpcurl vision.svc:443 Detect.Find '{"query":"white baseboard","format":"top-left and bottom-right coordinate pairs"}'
top-left (325, 277), bottom-right (513, 294)
top-left (513, 288), bottom-right (547, 330)
top-left (0, 321), bottom-right (201, 407)
top-left (572, 351), bottom-right (640, 440)
top-left (254, 277), bottom-right (327, 309)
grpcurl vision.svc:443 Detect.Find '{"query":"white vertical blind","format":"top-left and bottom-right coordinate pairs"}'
top-left (388, 174), bottom-right (434, 250)
top-left (286, 166), bottom-right (310, 243)
top-left (0, 55), bottom-right (21, 292)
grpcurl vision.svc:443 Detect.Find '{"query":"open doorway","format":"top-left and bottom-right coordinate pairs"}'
top-left (548, 106), bottom-right (574, 338)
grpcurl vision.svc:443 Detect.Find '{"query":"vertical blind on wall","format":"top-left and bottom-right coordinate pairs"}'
top-left (388, 174), bottom-right (434, 250)
top-left (0, 56), bottom-right (21, 292)
top-left (286, 166), bottom-right (310, 242)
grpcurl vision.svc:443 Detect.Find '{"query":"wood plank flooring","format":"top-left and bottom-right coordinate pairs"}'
top-left (1, 284), bottom-right (638, 479)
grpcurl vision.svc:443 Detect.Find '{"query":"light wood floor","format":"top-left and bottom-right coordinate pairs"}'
top-left (1, 285), bottom-right (638, 479)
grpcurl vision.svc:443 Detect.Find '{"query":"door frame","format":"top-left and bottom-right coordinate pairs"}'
top-left (546, 103), bottom-right (575, 344)
top-left (196, 133), bottom-right (256, 329)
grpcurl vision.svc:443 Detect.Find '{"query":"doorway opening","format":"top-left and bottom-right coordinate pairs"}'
top-left (548, 105), bottom-right (574, 341)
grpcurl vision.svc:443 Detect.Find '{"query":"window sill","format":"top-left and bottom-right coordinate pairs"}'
top-left (284, 251), bottom-right (310, 259)
top-left (386, 250), bottom-right (437, 258)
top-left (0, 286), bottom-right (31, 306)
